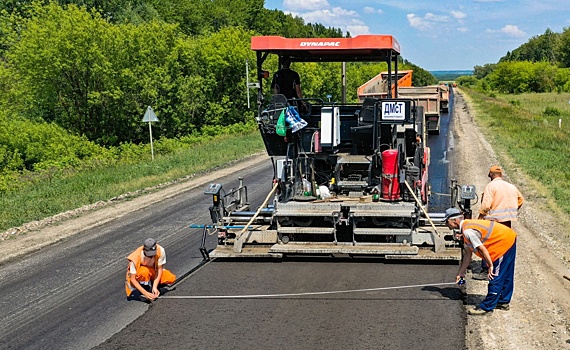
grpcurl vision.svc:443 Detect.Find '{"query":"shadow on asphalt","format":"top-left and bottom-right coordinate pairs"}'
top-left (213, 256), bottom-right (460, 265)
top-left (421, 285), bottom-right (463, 300)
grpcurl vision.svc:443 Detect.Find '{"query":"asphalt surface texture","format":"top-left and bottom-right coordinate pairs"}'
top-left (0, 160), bottom-right (274, 350)
top-left (427, 98), bottom-right (453, 212)
top-left (1, 95), bottom-right (464, 349)
top-left (94, 105), bottom-right (465, 350)
top-left (94, 259), bottom-right (465, 350)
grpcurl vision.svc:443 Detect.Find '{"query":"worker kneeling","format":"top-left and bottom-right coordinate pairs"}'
top-left (125, 238), bottom-right (176, 302)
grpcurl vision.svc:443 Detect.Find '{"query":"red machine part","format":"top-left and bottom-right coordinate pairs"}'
top-left (421, 147), bottom-right (430, 203)
top-left (381, 149), bottom-right (400, 201)
top-left (313, 131), bottom-right (321, 153)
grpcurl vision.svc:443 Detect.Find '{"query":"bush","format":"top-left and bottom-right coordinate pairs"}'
top-left (543, 106), bottom-right (561, 116)
top-left (0, 112), bottom-right (110, 174)
top-left (0, 110), bottom-right (259, 193)
top-left (456, 75), bottom-right (478, 87)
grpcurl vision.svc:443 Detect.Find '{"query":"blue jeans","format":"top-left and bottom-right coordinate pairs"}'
top-left (480, 240), bottom-right (517, 311)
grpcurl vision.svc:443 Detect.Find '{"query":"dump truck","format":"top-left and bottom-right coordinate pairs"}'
top-left (357, 74), bottom-right (442, 135)
top-left (397, 86), bottom-right (441, 135)
top-left (357, 70), bottom-right (413, 102)
top-left (196, 35), bottom-right (474, 260)
top-left (439, 84), bottom-right (449, 113)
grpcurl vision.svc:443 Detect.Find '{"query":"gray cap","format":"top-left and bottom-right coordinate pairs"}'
top-left (443, 208), bottom-right (463, 222)
top-left (143, 238), bottom-right (157, 256)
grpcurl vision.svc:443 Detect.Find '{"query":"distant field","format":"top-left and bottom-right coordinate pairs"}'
top-left (431, 70), bottom-right (473, 81)
top-left (497, 92), bottom-right (570, 122)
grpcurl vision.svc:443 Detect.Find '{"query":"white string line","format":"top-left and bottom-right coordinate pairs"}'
top-left (160, 282), bottom-right (458, 299)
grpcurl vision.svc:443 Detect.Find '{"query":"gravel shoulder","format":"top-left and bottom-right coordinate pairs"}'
top-left (2, 90), bottom-right (570, 348)
top-left (451, 89), bottom-right (570, 349)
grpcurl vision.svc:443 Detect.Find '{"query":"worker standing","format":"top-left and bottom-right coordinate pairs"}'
top-left (445, 208), bottom-right (517, 315)
top-left (125, 238), bottom-right (176, 302)
top-left (271, 58), bottom-right (303, 101)
top-left (474, 165), bottom-right (523, 279)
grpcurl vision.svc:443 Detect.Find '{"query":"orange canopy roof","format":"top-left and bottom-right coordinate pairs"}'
top-left (251, 35), bottom-right (400, 62)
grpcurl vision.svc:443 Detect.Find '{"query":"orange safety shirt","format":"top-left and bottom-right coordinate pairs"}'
top-left (461, 220), bottom-right (517, 262)
top-left (479, 178), bottom-right (524, 222)
top-left (125, 245), bottom-right (176, 296)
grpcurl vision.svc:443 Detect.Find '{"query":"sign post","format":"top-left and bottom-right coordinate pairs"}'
top-left (142, 106), bottom-right (159, 160)
top-left (245, 59), bottom-right (259, 109)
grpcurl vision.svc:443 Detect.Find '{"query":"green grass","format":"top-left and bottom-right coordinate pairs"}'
top-left (499, 92), bottom-right (570, 126)
top-left (0, 132), bottom-right (265, 232)
top-left (464, 89), bottom-right (570, 216)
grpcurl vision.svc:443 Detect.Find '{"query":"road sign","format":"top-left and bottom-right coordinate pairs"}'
top-left (142, 106), bottom-right (159, 122)
top-left (142, 106), bottom-right (158, 160)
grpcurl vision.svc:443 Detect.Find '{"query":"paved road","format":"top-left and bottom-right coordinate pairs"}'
top-left (427, 88), bottom-right (454, 212)
top-left (0, 160), bottom-right (273, 350)
top-left (1, 93), bottom-right (464, 350)
top-left (93, 94), bottom-right (465, 349)
top-left (94, 259), bottom-right (465, 350)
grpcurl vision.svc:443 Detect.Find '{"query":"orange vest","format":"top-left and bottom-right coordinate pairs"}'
top-left (125, 245), bottom-right (163, 295)
top-left (461, 220), bottom-right (516, 262)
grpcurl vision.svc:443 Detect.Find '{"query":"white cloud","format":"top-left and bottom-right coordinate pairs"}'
top-left (284, 1), bottom-right (373, 36)
top-left (364, 6), bottom-right (383, 14)
top-left (424, 13), bottom-right (449, 22)
top-left (457, 27), bottom-right (468, 32)
top-left (347, 24), bottom-right (371, 35)
top-left (501, 24), bottom-right (526, 37)
top-left (486, 24), bottom-right (526, 37)
top-left (330, 7), bottom-right (358, 17)
top-left (299, 7), bottom-right (352, 27)
top-left (407, 12), bottom-right (449, 31)
top-left (451, 11), bottom-right (466, 20)
top-left (299, 7), bottom-right (367, 35)
top-left (283, 0), bottom-right (329, 12)
top-left (407, 13), bottom-right (431, 31)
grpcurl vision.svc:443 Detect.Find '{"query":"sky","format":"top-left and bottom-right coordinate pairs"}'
top-left (263, 0), bottom-right (570, 71)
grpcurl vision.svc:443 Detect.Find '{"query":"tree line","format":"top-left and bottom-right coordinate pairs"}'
top-left (0, 1), bottom-right (436, 186)
top-left (1, 0), bottom-right (344, 39)
top-left (0, 1), bottom-right (346, 147)
top-left (459, 27), bottom-right (570, 93)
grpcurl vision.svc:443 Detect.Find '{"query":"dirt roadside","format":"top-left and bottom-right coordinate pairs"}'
top-left (1, 90), bottom-right (570, 349)
top-left (0, 155), bottom-right (269, 265)
top-left (452, 89), bottom-right (570, 349)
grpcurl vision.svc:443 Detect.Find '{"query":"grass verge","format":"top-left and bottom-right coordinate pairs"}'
top-left (0, 132), bottom-right (265, 232)
top-left (463, 88), bottom-right (570, 218)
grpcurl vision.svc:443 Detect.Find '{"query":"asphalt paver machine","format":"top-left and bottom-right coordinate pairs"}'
top-left (197, 35), bottom-right (474, 260)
